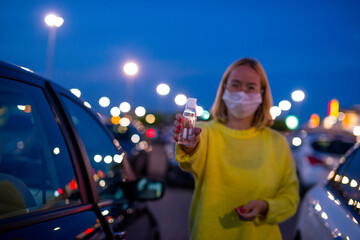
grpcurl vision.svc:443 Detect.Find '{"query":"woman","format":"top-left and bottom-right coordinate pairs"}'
top-left (172, 58), bottom-right (299, 239)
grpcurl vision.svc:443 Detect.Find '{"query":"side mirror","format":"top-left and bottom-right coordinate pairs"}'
top-left (136, 178), bottom-right (165, 201)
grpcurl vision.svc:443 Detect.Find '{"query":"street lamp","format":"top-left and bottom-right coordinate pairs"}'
top-left (45, 14), bottom-right (64, 27)
top-left (291, 90), bottom-right (305, 102)
top-left (279, 100), bottom-right (291, 111)
top-left (120, 102), bottom-right (131, 113)
top-left (156, 83), bottom-right (170, 96)
top-left (135, 106), bottom-right (146, 117)
top-left (99, 97), bottom-right (110, 107)
top-left (174, 94), bottom-right (187, 106)
top-left (123, 62), bottom-right (139, 76)
top-left (44, 13), bottom-right (64, 79)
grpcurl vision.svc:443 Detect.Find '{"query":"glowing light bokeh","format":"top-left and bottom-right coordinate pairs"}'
top-left (145, 114), bottom-right (156, 124)
top-left (291, 90), bottom-right (305, 102)
top-left (123, 62), bottom-right (139, 76)
top-left (53, 147), bottom-right (60, 155)
top-left (17, 105), bottom-right (26, 111)
top-left (70, 88), bottom-right (81, 98)
top-left (323, 116), bottom-right (337, 129)
top-left (279, 100), bottom-right (291, 111)
top-left (201, 110), bottom-right (210, 120)
top-left (23, 105), bottom-right (31, 113)
top-left (156, 83), bottom-right (170, 95)
top-left (99, 97), bottom-right (110, 107)
top-left (342, 176), bottom-right (349, 184)
top-left (328, 99), bottom-right (339, 118)
top-left (292, 137), bottom-right (302, 147)
top-left (196, 106), bottom-right (204, 116)
top-left (94, 155), bottom-right (102, 163)
top-left (110, 107), bottom-right (121, 117)
top-left (99, 180), bottom-right (106, 187)
top-left (285, 115), bottom-right (299, 130)
top-left (270, 106), bottom-right (281, 119)
top-left (20, 66), bottom-right (34, 73)
top-left (135, 106), bottom-right (146, 117)
top-left (353, 126), bottom-right (360, 136)
top-left (136, 141), bottom-right (149, 151)
top-left (119, 117), bottom-right (131, 127)
top-left (101, 210), bottom-right (109, 216)
top-left (111, 116), bottom-right (120, 125)
top-left (84, 102), bottom-right (92, 108)
top-left (309, 114), bottom-right (320, 128)
top-left (120, 102), bottom-right (131, 113)
top-left (114, 154), bottom-right (124, 164)
top-left (104, 155), bottom-right (112, 164)
top-left (45, 14), bottom-right (64, 27)
top-left (131, 134), bottom-right (141, 143)
top-left (146, 128), bottom-right (156, 138)
top-left (350, 179), bottom-right (358, 188)
top-left (175, 94), bottom-right (187, 106)
top-left (338, 112), bottom-right (346, 121)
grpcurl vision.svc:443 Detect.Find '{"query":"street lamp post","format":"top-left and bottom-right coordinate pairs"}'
top-left (122, 61), bottom-right (139, 104)
top-left (44, 14), bottom-right (64, 79)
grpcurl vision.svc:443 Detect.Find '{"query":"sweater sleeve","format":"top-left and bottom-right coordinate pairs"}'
top-left (175, 122), bottom-right (208, 178)
top-left (256, 137), bottom-right (299, 225)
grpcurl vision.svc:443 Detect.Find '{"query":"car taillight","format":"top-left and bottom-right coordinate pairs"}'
top-left (307, 155), bottom-right (325, 165)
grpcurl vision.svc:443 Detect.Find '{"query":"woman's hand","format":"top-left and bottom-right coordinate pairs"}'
top-left (172, 113), bottom-right (202, 153)
top-left (235, 200), bottom-right (269, 221)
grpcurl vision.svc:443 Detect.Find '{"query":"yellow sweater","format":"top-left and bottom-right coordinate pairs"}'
top-left (176, 120), bottom-right (299, 240)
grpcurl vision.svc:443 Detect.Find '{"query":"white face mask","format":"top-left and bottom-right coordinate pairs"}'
top-left (222, 90), bottom-right (262, 119)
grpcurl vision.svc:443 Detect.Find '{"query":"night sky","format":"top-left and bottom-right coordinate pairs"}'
top-left (1, 0), bottom-right (360, 125)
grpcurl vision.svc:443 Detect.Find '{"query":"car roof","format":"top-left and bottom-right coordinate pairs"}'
top-left (0, 60), bottom-right (72, 96)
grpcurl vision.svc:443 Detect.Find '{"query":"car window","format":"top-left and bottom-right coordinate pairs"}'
top-left (0, 79), bottom-right (80, 220)
top-left (328, 146), bottom-right (360, 219)
top-left (311, 139), bottom-right (354, 155)
top-left (60, 96), bottom-right (131, 201)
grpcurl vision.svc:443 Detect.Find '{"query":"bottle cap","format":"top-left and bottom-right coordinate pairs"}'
top-left (186, 98), bottom-right (197, 109)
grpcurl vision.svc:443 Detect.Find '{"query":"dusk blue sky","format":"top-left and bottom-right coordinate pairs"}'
top-left (1, 0), bottom-right (360, 125)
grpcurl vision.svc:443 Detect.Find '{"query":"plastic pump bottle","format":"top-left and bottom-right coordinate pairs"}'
top-left (178, 98), bottom-right (197, 146)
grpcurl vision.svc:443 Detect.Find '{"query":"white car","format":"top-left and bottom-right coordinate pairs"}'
top-left (294, 142), bottom-right (360, 240)
top-left (289, 130), bottom-right (355, 193)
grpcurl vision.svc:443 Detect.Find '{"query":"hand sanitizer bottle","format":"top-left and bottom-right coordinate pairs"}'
top-left (178, 98), bottom-right (197, 146)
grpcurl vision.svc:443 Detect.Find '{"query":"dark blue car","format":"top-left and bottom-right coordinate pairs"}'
top-left (0, 60), bottom-right (164, 239)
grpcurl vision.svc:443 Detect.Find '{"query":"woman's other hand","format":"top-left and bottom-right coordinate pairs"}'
top-left (172, 113), bottom-right (202, 152)
top-left (234, 200), bottom-right (269, 221)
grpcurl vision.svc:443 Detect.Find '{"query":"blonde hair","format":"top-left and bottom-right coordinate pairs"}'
top-left (210, 58), bottom-right (273, 129)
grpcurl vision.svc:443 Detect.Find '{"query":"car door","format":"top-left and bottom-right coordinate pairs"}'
top-left (325, 144), bottom-right (360, 239)
top-left (53, 84), bottom-right (161, 240)
top-left (0, 76), bottom-right (109, 239)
